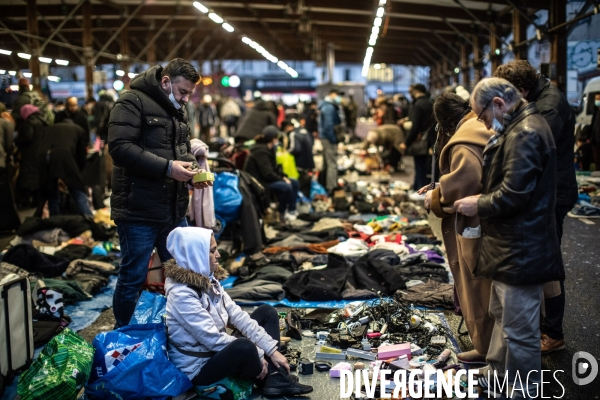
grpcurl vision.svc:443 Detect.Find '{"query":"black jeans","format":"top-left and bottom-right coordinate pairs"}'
top-left (191, 304), bottom-right (281, 386)
top-left (412, 155), bottom-right (429, 191)
top-left (541, 204), bottom-right (570, 340)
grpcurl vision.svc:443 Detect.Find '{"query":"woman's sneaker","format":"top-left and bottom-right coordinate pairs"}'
top-left (262, 367), bottom-right (313, 397)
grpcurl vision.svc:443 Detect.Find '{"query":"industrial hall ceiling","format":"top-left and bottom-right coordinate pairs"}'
top-left (0, 0), bottom-right (553, 69)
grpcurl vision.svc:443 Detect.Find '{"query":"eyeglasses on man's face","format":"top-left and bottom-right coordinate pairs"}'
top-left (477, 99), bottom-right (493, 123)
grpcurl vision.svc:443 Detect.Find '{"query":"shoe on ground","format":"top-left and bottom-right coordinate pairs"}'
top-left (262, 367), bottom-right (313, 397)
top-left (457, 349), bottom-right (487, 364)
top-left (284, 211), bottom-right (297, 221)
top-left (541, 333), bottom-right (565, 354)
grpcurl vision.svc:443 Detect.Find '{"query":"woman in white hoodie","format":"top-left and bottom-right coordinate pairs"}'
top-left (164, 227), bottom-right (312, 396)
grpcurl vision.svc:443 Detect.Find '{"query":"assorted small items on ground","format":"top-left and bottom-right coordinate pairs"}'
top-left (568, 171), bottom-right (600, 219)
top-left (0, 171), bottom-right (486, 399)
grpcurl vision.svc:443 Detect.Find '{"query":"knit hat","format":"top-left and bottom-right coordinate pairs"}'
top-left (20, 104), bottom-right (39, 120)
top-left (18, 77), bottom-right (29, 87)
top-left (262, 125), bottom-right (280, 141)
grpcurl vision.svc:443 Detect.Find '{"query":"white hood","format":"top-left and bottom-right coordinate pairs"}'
top-left (167, 227), bottom-right (213, 277)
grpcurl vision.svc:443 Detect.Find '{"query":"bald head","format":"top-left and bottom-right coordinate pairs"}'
top-left (66, 97), bottom-right (79, 114)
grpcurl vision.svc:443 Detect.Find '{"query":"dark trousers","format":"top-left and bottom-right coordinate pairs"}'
top-left (269, 179), bottom-right (299, 215)
top-left (412, 155), bottom-right (429, 191)
top-left (541, 204), bottom-right (570, 340)
top-left (592, 142), bottom-right (600, 171)
top-left (191, 305), bottom-right (280, 386)
top-left (113, 218), bottom-right (188, 327)
top-left (385, 146), bottom-right (402, 170)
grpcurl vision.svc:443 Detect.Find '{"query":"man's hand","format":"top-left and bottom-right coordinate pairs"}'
top-left (270, 351), bottom-right (290, 374)
top-left (257, 358), bottom-right (269, 380)
top-left (170, 161), bottom-right (196, 182)
top-left (192, 181), bottom-right (212, 190)
top-left (399, 143), bottom-right (407, 152)
top-left (454, 195), bottom-right (481, 217)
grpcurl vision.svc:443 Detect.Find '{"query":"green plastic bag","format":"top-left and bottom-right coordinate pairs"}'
top-left (17, 328), bottom-right (95, 400)
top-left (196, 375), bottom-right (253, 400)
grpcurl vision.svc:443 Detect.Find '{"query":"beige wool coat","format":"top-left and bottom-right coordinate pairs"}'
top-left (429, 113), bottom-right (495, 354)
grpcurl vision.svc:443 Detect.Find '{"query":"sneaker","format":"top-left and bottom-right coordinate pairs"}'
top-left (457, 349), bottom-right (487, 365)
top-left (262, 367), bottom-right (313, 397)
top-left (284, 211), bottom-right (297, 221)
top-left (541, 333), bottom-right (565, 354)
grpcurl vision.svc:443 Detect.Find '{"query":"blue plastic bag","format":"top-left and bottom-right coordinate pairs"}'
top-left (310, 180), bottom-right (327, 199)
top-left (129, 291), bottom-right (166, 325)
top-left (213, 172), bottom-right (243, 222)
top-left (86, 323), bottom-right (192, 399)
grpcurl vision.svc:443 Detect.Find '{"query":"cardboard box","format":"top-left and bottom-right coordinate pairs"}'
top-left (377, 343), bottom-right (411, 360)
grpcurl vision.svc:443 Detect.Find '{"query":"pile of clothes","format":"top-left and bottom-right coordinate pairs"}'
top-left (223, 180), bottom-right (455, 310)
top-left (568, 173), bottom-right (600, 218)
top-left (0, 213), bottom-right (119, 346)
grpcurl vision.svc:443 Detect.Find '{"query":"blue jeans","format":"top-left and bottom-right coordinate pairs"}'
top-left (269, 179), bottom-right (299, 215)
top-left (113, 218), bottom-right (188, 327)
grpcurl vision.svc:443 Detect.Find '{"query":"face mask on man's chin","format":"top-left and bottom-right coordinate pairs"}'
top-left (490, 104), bottom-right (504, 132)
top-left (168, 81), bottom-right (182, 110)
top-left (595, 100), bottom-right (600, 108)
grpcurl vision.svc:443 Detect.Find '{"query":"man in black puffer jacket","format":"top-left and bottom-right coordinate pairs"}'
top-left (455, 78), bottom-right (563, 398)
top-left (495, 60), bottom-right (576, 355)
top-left (108, 59), bottom-right (208, 327)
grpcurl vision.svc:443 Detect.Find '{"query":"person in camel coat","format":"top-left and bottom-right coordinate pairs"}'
top-left (423, 92), bottom-right (495, 364)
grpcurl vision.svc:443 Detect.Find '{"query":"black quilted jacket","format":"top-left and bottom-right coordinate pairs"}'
top-left (108, 65), bottom-right (196, 223)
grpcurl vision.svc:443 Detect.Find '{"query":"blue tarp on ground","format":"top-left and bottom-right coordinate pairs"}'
top-left (65, 275), bottom-right (117, 332)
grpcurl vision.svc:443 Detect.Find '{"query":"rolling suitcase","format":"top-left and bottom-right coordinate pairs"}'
top-left (0, 276), bottom-right (34, 396)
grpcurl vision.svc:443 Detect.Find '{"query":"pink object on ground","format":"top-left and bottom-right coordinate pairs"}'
top-left (329, 362), bottom-right (352, 378)
top-left (377, 343), bottom-right (412, 360)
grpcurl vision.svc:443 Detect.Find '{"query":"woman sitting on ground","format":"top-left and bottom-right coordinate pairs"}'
top-left (421, 92), bottom-right (495, 365)
top-left (164, 227), bottom-right (312, 396)
top-left (244, 125), bottom-right (300, 221)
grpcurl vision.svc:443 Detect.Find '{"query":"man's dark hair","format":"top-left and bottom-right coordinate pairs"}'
top-left (410, 84), bottom-right (427, 94)
top-left (280, 119), bottom-right (294, 131)
top-left (494, 60), bottom-right (537, 92)
top-left (329, 88), bottom-right (339, 95)
top-left (161, 58), bottom-right (200, 83)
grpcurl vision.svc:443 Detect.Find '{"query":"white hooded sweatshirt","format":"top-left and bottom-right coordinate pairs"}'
top-left (164, 227), bottom-right (278, 379)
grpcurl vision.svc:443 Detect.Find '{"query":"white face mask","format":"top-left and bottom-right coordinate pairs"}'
top-left (490, 103), bottom-right (504, 132)
top-left (168, 80), bottom-right (182, 110)
top-left (595, 100), bottom-right (600, 108)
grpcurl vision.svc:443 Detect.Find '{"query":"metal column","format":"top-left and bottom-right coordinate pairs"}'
top-left (489, 24), bottom-right (500, 73)
top-left (472, 35), bottom-right (480, 86)
top-left (146, 29), bottom-right (156, 64)
top-left (82, 0), bottom-right (94, 99)
top-left (27, 0), bottom-right (41, 90)
top-left (512, 8), bottom-right (528, 60)
top-left (460, 44), bottom-right (469, 88)
top-left (121, 28), bottom-right (130, 89)
top-left (326, 43), bottom-right (335, 84)
top-left (550, 0), bottom-right (567, 93)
